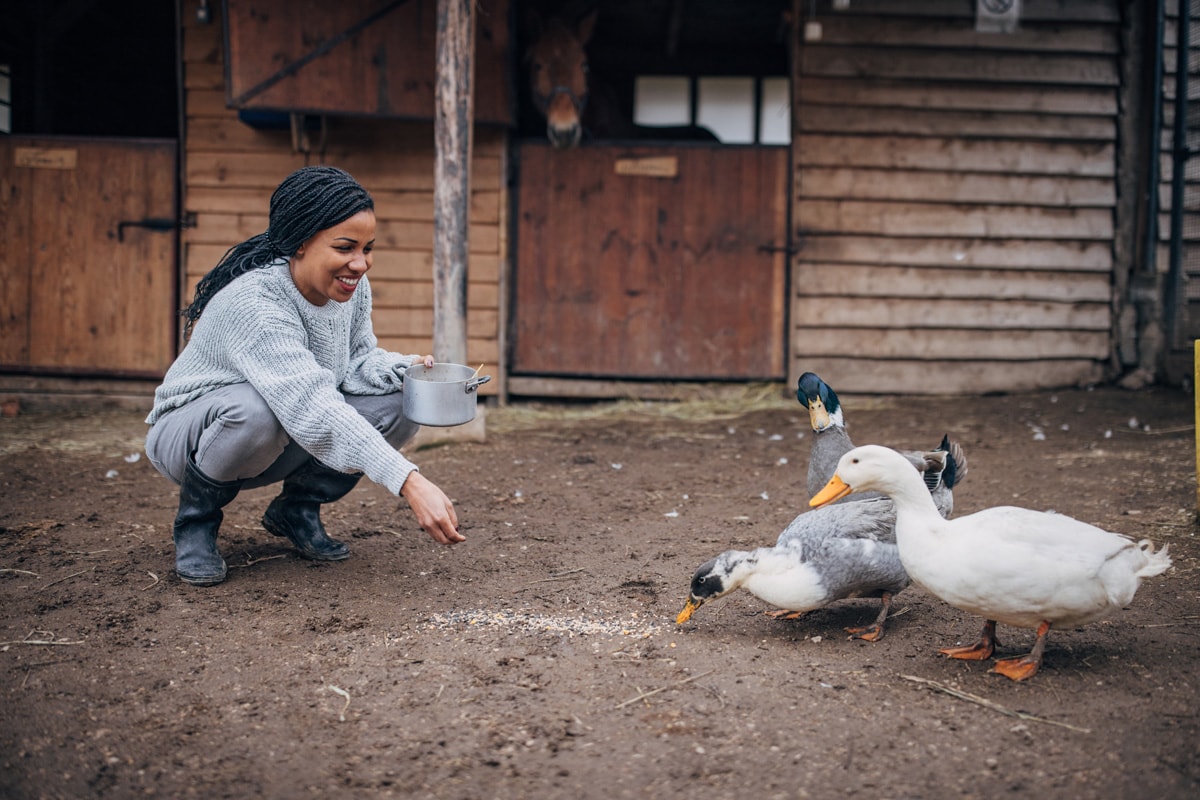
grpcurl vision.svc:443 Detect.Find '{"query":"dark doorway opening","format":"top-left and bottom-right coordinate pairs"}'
top-left (0, 0), bottom-right (178, 137)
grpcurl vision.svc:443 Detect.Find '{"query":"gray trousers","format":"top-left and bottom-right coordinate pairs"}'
top-left (144, 383), bottom-right (418, 488)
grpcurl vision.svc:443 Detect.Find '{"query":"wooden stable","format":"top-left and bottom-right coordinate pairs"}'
top-left (0, 0), bottom-right (1190, 407)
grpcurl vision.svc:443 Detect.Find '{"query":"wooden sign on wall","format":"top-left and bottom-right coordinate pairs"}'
top-left (223, 0), bottom-right (512, 124)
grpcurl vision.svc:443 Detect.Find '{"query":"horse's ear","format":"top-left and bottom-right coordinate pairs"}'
top-left (576, 8), bottom-right (598, 44)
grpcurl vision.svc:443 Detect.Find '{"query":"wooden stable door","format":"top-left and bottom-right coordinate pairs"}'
top-left (513, 144), bottom-right (789, 380)
top-left (0, 137), bottom-right (178, 376)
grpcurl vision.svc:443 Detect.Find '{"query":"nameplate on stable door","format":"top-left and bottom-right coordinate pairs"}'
top-left (614, 156), bottom-right (678, 178)
top-left (14, 148), bottom-right (78, 169)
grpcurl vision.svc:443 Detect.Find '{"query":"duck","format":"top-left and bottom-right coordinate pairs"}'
top-left (676, 443), bottom-right (967, 642)
top-left (797, 371), bottom-right (856, 501)
top-left (810, 444), bottom-right (1173, 680)
top-left (797, 371), bottom-right (963, 517)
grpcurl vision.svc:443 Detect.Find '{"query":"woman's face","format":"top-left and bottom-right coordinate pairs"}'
top-left (289, 209), bottom-right (376, 306)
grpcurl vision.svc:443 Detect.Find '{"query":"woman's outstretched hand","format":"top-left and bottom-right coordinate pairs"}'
top-left (400, 471), bottom-right (465, 544)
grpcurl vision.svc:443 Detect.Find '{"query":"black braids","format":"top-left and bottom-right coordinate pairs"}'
top-left (179, 166), bottom-right (374, 338)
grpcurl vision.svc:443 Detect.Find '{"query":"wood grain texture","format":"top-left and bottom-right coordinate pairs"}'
top-left (789, 0), bottom-right (1119, 393)
top-left (1, 138), bottom-right (177, 375)
top-left (513, 143), bottom-right (789, 380)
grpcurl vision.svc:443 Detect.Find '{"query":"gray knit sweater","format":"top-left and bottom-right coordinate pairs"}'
top-left (146, 260), bottom-right (420, 495)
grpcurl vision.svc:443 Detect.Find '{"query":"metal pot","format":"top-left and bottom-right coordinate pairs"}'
top-left (402, 363), bottom-right (492, 427)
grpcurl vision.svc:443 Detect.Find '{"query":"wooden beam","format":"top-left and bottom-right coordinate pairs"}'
top-left (433, 0), bottom-right (474, 365)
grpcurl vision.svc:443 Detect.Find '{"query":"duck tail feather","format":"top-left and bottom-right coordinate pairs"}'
top-left (943, 438), bottom-right (968, 488)
top-left (1135, 540), bottom-right (1172, 578)
top-left (920, 449), bottom-right (948, 493)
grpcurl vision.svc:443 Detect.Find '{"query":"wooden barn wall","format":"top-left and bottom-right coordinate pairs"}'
top-left (181, 3), bottom-right (505, 396)
top-left (790, 0), bottom-right (1120, 395)
top-left (1159, 0), bottom-right (1200, 380)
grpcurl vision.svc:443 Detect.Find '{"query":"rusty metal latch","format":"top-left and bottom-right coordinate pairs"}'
top-left (116, 213), bottom-right (197, 242)
top-left (117, 218), bottom-right (174, 242)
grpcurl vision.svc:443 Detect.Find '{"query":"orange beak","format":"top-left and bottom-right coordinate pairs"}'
top-left (676, 597), bottom-right (701, 624)
top-left (810, 474), bottom-right (853, 508)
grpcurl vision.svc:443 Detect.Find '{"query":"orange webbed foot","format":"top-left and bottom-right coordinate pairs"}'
top-left (939, 642), bottom-right (995, 660)
top-left (765, 609), bottom-right (804, 620)
top-left (846, 624), bottom-right (883, 642)
top-left (846, 592), bottom-right (893, 642)
top-left (938, 619), bottom-right (998, 661)
top-left (990, 655), bottom-right (1041, 681)
top-left (989, 621), bottom-right (1050, 681)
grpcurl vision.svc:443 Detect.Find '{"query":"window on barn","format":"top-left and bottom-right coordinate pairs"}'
top-left (0, 65), bottom-right (10, 134)
top-left (634, 75), bottom-right (790, 145)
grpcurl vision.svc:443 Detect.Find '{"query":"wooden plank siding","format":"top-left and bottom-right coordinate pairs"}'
top-left (1158, 2), bottom-right (1200, 371)
top-left (789, 0), bottom-right (1120, 394)
top-left (179, 3), bottom-right (505, 395)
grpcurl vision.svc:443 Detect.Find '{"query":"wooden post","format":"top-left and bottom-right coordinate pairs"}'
top-left (433, 0), bottom-right (474, 366)
top-left (1195, 341), bottom-right (1199, 512)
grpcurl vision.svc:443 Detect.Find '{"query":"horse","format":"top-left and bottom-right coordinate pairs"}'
top-left (523, 7), bottom-right (598, 149)
top-left (522, 6), bottom-right (719, 149)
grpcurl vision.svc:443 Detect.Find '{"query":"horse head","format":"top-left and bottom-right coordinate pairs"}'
top-left (525, 8), bottom-right (597, 149)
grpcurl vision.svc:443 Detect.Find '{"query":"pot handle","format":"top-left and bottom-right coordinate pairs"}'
top-left (465, 375), bottom-right (492, 393)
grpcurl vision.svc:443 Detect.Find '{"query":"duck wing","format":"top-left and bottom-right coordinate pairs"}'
top-left (730, 538), bottom-right (909, 627)
top-left (775, 496), bottom-right (899, 549)
top-left (779, 535), bottom-right (911, 600)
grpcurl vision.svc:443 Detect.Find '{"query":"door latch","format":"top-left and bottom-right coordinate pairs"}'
top-left (116, 212), bottom-right (198, 242)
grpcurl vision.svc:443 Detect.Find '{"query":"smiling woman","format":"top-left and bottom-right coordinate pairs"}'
top-left (288, 209), bottom-right (376, 306)
top-left (143, 166), bottom-right (467, 588)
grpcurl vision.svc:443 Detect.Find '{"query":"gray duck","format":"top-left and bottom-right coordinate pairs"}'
top-left (677, 442), bottom-right (967, 642)
top-left (797, 371), bottom-right (964, 517)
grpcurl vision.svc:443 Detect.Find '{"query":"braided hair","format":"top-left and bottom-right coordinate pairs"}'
top-left (181, 166), bottom-right (375, 337)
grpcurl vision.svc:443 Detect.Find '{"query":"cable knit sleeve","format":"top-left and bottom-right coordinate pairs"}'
top-left (339, 277), bottom-right (416, 394)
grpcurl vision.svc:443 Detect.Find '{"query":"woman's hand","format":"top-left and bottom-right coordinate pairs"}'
top-left (400, 471), bottom-right (465, 545)
top-left (418, 354), bottom-right (435, 368)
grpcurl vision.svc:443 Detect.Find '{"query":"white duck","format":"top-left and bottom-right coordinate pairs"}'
top-left (676, 444), bottom-right (965, 642)
top-left (810, 445), bottom-right (1173, 680)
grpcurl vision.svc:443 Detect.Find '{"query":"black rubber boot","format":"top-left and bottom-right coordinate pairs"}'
top-left (173, 459), bottom-right (242, 586)
top-left (260, 458), bottom-right (361, 561)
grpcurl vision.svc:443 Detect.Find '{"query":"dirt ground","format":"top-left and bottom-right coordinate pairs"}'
top-left (1, 383), bottom-right (1198, 799)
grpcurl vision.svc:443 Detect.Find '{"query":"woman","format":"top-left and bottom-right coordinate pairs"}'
top-left (145, 166), bottom-right (465, 587)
